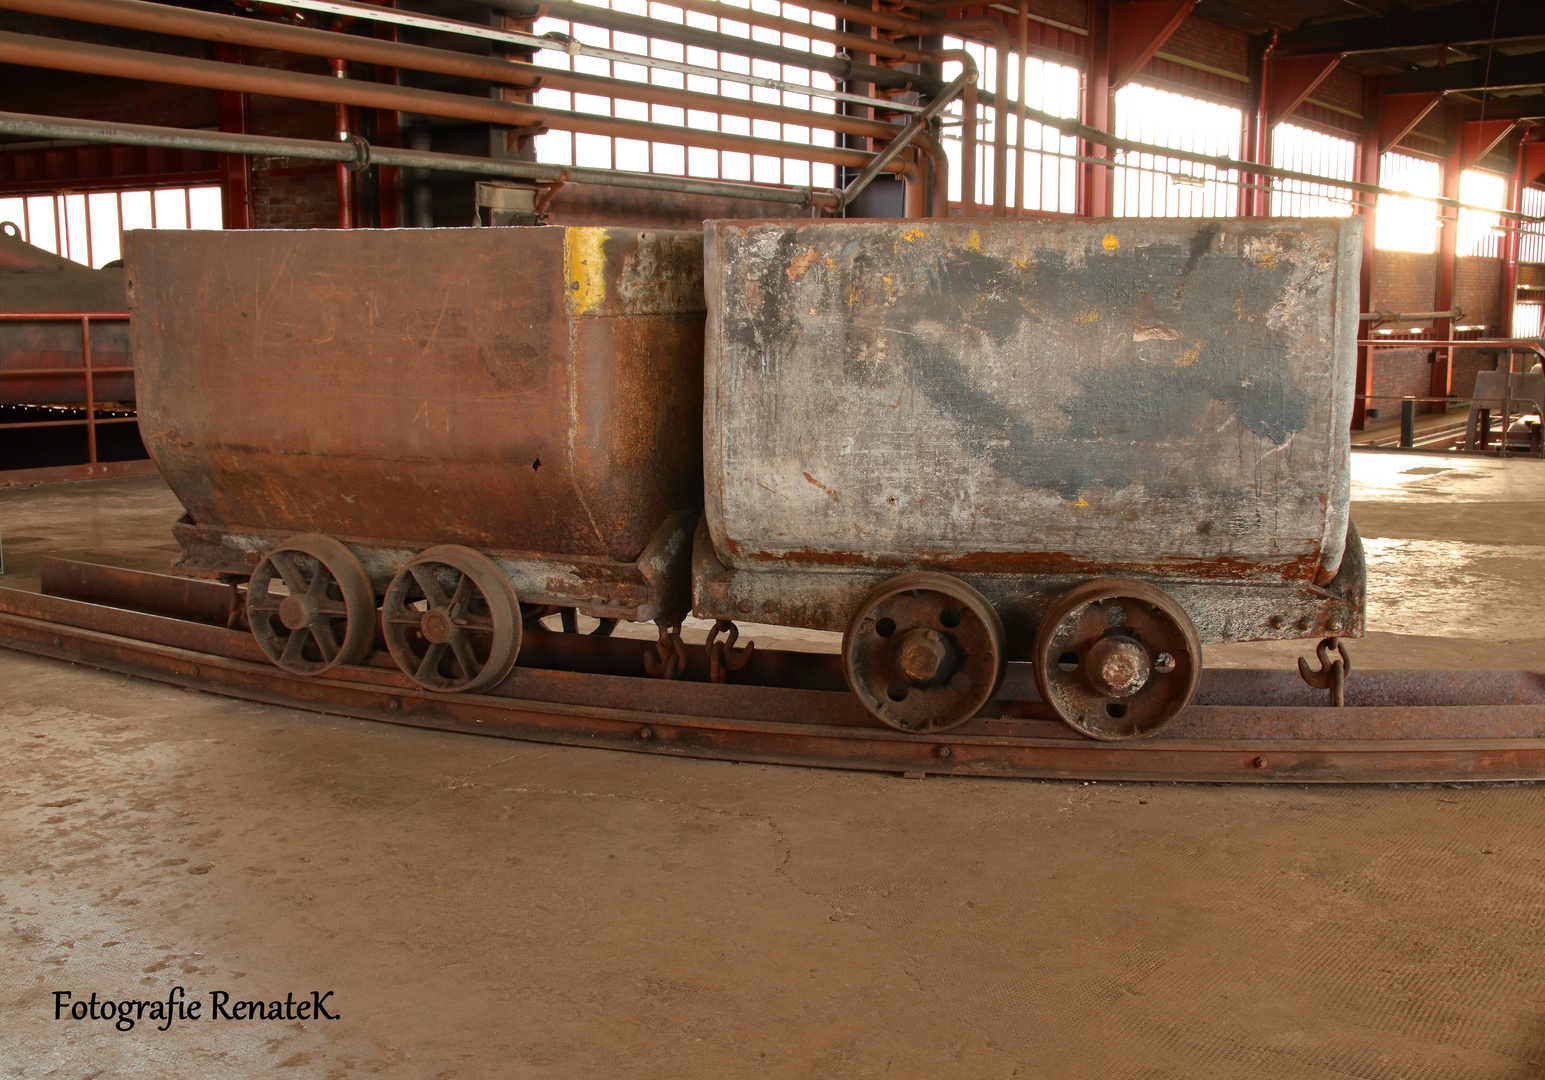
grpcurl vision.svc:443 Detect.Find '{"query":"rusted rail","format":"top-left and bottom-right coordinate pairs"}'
top-left (2, 557), bottom-right (1544, 784)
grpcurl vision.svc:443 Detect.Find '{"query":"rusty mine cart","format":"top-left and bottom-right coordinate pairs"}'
top-left (693, 218), bottom-right (1364, 739)
top-left (126, 217), bottom-right (1364, 744)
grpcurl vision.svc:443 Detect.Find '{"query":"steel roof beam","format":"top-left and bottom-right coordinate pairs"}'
top-left (1278, 1), bottom-right (1545, 57)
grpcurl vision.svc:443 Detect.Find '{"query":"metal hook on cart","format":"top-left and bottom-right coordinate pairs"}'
top-left (706, 619), bottom-right (754, 684)
top-left (644, 620), bottom-right (687, 680)
top-left (1298, 637), bottom-right (1351, 707)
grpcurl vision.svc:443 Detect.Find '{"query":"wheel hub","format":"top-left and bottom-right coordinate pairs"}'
top-left (420, 608), bottom-right (453, 644)
top-left (278, 594), bottom-right (314, 630)
top-left (1085, 635), bottom-right (1151, 698)
top-left (896, 627), bottom-right (952, 684)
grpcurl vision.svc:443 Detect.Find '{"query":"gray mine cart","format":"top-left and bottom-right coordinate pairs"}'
top-left (694, 217), bottom-right (1365, 740)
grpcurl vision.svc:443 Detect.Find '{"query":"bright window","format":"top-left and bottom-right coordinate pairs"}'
top-left (1457, 169), bottom-right (1506, 258)
top-left (0, 185), bottom-right (221, 269)
top-left (1269, 123), bottom-right (1355, 217)
top-left (1375, 152), bottom-right (1441, 252)
top-left (1112, 84), bottom-right (1241, 218)
top-left (1520, 186), bottom-right (1545, 264)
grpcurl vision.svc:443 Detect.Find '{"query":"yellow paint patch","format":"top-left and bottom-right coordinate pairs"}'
top-left (1256, 252), bottom-right (1276, 269)
top-left (563, 228), bottom-right (609, 316)
top-left (1101, 233), bottom-right (1119, 251)
top-left (1074, 310), bottom-right (1099, 324)
top-left (966, 229), bottom-right (981, 251)
top-left (786, 245), bottom-right (820, 281)
top-left (1174, 341), bottom-right (1202, 368)
top-left (1010, 257), bottom-right (1027, 269)
top-left (901, 228), bottom-right (924, 242)
top-left (1065, 495), bottom-right (1089, 509)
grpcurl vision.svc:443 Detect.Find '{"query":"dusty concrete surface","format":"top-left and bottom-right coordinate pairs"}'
top-left (2, 452), bottom-right (1545, 1078)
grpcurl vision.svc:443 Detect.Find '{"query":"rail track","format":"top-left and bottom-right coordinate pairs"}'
top-left (2, 557), bottom-right (1544, 784)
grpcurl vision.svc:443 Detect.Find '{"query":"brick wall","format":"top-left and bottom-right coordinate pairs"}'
top-left (1159, 14), bottom-right (1249, 77)
top-left (1453, 256), bottom-right (1504, 398)
top-left (1368, 250), bottom-right (1437, 410)
top-left (241, 51), bottom-right (340, 230)
top-left (1366, 253), bottom-right (1509, 407)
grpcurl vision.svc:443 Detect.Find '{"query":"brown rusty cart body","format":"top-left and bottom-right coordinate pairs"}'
top-left (129, 226), bottom-right (704, 691)
top-left (695, 218), bottom-right (1365, 738)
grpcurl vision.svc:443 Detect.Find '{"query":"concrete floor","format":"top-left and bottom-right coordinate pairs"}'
top-left (2, 452), bottom-right (1544, 1078)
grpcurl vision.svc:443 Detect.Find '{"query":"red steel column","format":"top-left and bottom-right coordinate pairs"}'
top-left (213, 44), bottom-right (252, 229)
top-left (1080, 0), bottom-right (1111, 218)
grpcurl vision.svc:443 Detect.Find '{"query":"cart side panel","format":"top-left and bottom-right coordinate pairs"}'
top-left (129, 226), bottom-right (704, 565)
top-left (704, 218), bottom-right (1361, 582)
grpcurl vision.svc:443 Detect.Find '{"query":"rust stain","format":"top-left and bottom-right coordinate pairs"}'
top-left (801, 472), bottom-right (840, 503)
top-left (1174, 342), bottom-right (1202, 368)
top-left (786, 246), bottom-right (821, 281)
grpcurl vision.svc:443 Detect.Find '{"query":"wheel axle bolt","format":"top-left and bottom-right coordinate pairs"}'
top-left (420, 609), bottom-right (453, 644)
top-left (935, 745), bottom-right (952, 759)
top-left (279, 594), bottom-right (312, 631)
top-left (896, 627), bottom-right (951, 683)
top-left (1084, 636), bottom-right (1151, 698)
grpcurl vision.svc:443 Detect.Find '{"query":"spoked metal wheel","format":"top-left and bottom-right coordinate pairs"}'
top-left (246, 534), bottom-right (375, 676)
top-left (842, 572), bottom-right (1006, 734)
top-left (1032, 578), bottom-right (1200, 741)
top-left (382, 545), bottom-right (520, 694)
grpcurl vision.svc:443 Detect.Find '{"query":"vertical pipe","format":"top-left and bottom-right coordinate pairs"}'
top-left (80, 315), bottom-right (96, 465)
top-left (1432, 107), bottom-right (1461, 413)
top-left (1500, 135), bottom-right (1525, 337)
top-left (1400, 397), bottom-right (1415, 448)
top-left (1352, 76), bottom-right (1380, 430)
top-left (1015, 1), bottom-right (1027, 214)
top-left (962, 79), bottom-right (977, 217)
top-left (331, 57), bottom-right (353, 229)
top-left (992, 36), bottom-right (1008, 216)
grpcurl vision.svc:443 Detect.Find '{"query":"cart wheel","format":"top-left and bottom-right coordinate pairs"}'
top-left (842, 572), bottom-right (1005, 733)
top-left (1033, 579), bottom-right (1200, 740)
top-left (382, 545), bottom-right (520, 693)
top-left (247, 534), bottom-right (375, 676)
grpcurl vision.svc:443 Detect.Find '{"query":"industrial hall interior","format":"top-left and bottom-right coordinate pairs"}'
top-left (3, 0), bottom-right (1545, 1074)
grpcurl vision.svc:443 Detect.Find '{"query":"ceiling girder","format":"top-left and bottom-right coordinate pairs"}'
top-left (1383, 52), bottom-right (1545, 95)
top-left (1279, 2), bottom-right (1545, 57)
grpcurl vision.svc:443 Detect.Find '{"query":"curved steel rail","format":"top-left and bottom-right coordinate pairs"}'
top-left (2, 558), bottom-right (1545, 784)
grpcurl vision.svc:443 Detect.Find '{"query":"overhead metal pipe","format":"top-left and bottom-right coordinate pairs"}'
top-left (834, 68), bottom-right (973, 215)
top-left (0, 0), bottom-right (908, 144)
top-left (0, 29), bottom-right (909, 176)
top-left (0, 110), bottom-right (842, 207)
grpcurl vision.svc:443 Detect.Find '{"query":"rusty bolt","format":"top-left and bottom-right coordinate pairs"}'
top-left (1268, 614), bottom-right (1286, 629)
top-left (737, 602), bottom-right (751, 614)
top-left (52, 636), bottom-right (61, 647)
top-left (386, 698), bottom-right (400, 710)
top-left (896, 628), bottom-right (951, 683)
top-left (1254, 756), bottom-right (1268, 768)
top-left (190, 665), bottom-right (200, 677)
top-left (1296, 616), bottom-right (1313, 631)
top-left (1084, 636), bottom-right (1151, 698)
top-left (935, 745), bottom-right (952, 759)
top-left (1327, 618), bottom-right (1343, 633)
top-left (638, 726), bottom-right (654, 740)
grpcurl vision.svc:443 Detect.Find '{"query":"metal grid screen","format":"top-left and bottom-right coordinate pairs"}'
top-left (1111, 84), bottom-right (1241, 218)
top-left (530, 0), bottom-right (841, 187)
top-left (938, 38), bottom-right (1081, 213)
top-left (1270, 123), bottom-right (1355, 217)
